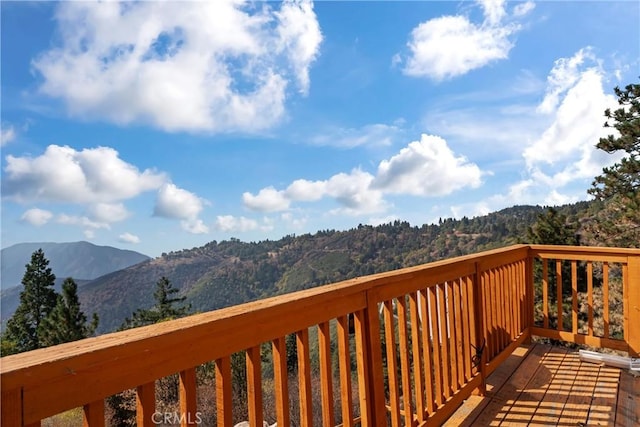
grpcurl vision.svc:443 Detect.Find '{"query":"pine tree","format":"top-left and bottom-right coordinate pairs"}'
top-left (120, 276), bottom-right (190, 329)
top-left (526, 208), bottom-right (578, 246)
top-left (588, 80), bottom-right (640, 247)
top-left (2, 249), bottom-right (58, 354)
top-left (38, 278), bottom-right (99, 347)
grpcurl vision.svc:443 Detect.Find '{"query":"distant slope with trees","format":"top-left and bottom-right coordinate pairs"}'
top-left (78, 203), bottom-right (593, 333)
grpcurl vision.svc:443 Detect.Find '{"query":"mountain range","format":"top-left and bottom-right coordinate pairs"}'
top-left (2, 203), bottom-right (591, 334)
top-left (1, 241), bottom-right (150, 322)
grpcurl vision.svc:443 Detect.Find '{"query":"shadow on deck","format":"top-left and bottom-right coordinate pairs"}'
top-left (447, 343), bottom-right (640, 426)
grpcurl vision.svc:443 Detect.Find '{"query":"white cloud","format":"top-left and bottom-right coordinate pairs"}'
top-left (119, 232), bottom-right (140, 244)
top-left (180, 219), bottom-right (209, 234)
top-left (215, 215), bottom-right (259, 232)
top-left (524, 62), bottom-right (619, 185)
top-left (513, 1), bottom-right (536, 17)
top-left (537, 48), bottom-right (596, 114)
top-left (84, 229), bottom-right (95, 240)
top-left (1, 125), bottom-right (16, 146)
top-left (479, 0), bottom-right (507, 25)
top-left (374, 134), bottom-right (483, 196)
top-left (454, 49), bottom-right (621, 214)
top-left (244, 134), bottom-right (482, 216)
top-left (154, 183), bottom-right (208, 234)
top-left (401, 0), bottom-right (524, 80)
top-left (3, 144), bottom-right (209, 235)
top-left (324, 169), bottom-right (387, 215)
top-left (20, 208), bottom-right (53, 226)
top-left (89, 202), bottom-right (130, 223)
top-left (3, 145), bottom-right (165, 204)
top-left (33, 0), bottom-right (322, 133)
top-left (310, 123), bottom-right (402, 148)
top-left (243, 187), bottom-right (291, 212)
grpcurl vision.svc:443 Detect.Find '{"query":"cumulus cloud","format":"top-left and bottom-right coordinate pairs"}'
top-left (1, 125), bottom-right (16, 146)
top-left (243, 187), bottom-right (291, 212)
top-left (56, 213), bottom-right (109, 230)
top-left (89, 202), bottom-right (130, 223)
top-left (20, 208), bottom-right (53, 226)
top-left (3, 145), bottom-right (165, 204)
top-left (524, 51), bottom-right (619, 185)
top-left (154, 183), bottom-right (209, 233)
top-left (537, 48), bottom-right (596, 114)
top-left (453, 50), bottom-right (621, 215)
top-left (118, 232), bottom-right (140, 244)
top-left (244, 134), bottom-right (483, 215)
top-left (400, 0), bottom-right (529, 80)
top-left (215, 215), bottom-right (259, 232)
top-left (32, 0), bottom-right (322, 133)
top-left (373, 134), bottom-right (483, 196)
top-left (4, 144), bottom-right (208, 234)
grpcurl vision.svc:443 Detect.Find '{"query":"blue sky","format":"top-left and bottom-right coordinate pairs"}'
top-left (1, 1), bottom-right (639, 257)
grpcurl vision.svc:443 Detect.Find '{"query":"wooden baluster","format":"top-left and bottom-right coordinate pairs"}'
top-left (337, 315), bottom-right (354, 427)
top-left (437, 284), bottom-right (451, 400)
top-left (572, 260), bottom-right (578, 334)
top-left (543, 259), bottom-right (549, 329)
top-left (420, 288), bottom-right (435, 414)
top-left (297, 329), bottom-right (313, 427)
top-left (446, 282), bottom-right (459, 392)
top-left (272, 337), bottom-right (291, 427)
top-left (428, 286), bottom-right (443, 406)
top-left (83, 399), bottom-right (104, 427)
top-left (318, 321), bottom-right (335, 427)
top-left (453, 280), bottom-right (465, 388)
top-left (557, 260), bottom-right (563, 331)
top-left (215, 356), bottom-right (232, 427)
top-left (603, 262), bottom-right (610, 338)
top-left (136, 382), bottom-right (155, 427)
top-left (180, 367), bottom-right (197, 426)
top-left (587, 261), bottom-right (593, 336)
top-left (246, 346), bottom-right (263, 427)
top-left (383, 299), bottom-right (401, 427)
top-left (461, 277), bottom-right (473, 381)
top-left (409, 292), bottom-right (425, 422)
top-left (396, 296), bottom-right (413, 427)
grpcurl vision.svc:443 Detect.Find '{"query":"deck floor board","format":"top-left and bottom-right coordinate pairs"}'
top-left (447, 343), bottom-right (639, 426)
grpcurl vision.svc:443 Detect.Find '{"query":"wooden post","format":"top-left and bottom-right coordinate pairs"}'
top-left (179, 368), bottom-right (198, 426)
top-left (471, 262), bottom-right (487, 396)
top-left (215, 357), bottom-right (232, 427)
top-left (1, 388), bottom-right (23, 427)
top-left (83, 400), bottom-right (105, 427)
top-left (627, 255), bottom-right (640, 357)
top-left (359, 292), bottom-right (386, 427)
top-left (136, 382), bottom-right (156, 427)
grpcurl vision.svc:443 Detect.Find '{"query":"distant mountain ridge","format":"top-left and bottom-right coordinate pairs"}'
top-left (76, 203), bottom-right (591, 333)
top-left (1, 241), bottom-right (150, 324)
top-left (1, 241), bottom-right (150, 290)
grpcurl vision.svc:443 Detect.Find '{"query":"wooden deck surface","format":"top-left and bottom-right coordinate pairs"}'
top-left (446, 343), bottom-right (640, 426)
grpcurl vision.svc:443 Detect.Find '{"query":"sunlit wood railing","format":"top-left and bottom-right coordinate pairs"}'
top-left (1, 245), bottom-right (639, 427)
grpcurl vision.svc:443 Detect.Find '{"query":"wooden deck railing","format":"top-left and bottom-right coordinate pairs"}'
top-left (1, 244), bottom-right (639, 426)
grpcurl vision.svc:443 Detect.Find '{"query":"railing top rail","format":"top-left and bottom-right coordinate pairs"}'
top-left (529, 244), bottom-right (640, 255)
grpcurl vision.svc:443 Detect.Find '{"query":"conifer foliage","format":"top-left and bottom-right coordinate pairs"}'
top-left (1, 249), bottom-right (98, 355)
top-left (38, 278), bottom-right (99, 347)
top-left (588, 80), bottom-right (640, 247)
top-left (120, 276), bottom-right (191, 329)
top-left (3, 249), bottom-right (57, 354)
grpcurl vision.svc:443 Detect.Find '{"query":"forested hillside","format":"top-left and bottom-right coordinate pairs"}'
top-left (80, 203), bottom-right (591, 333)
